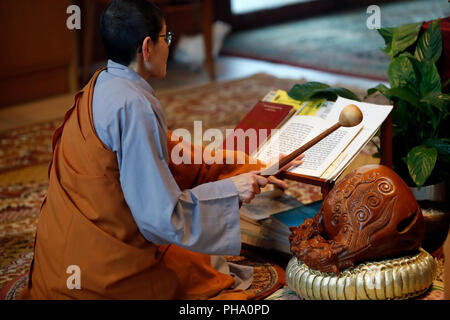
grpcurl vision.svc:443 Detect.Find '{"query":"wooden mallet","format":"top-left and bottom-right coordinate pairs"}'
top-left (259, 104), bottom-right (363, 177)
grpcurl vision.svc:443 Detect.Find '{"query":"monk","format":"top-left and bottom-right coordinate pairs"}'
top-left (19, 0), bottom-right (303, 299)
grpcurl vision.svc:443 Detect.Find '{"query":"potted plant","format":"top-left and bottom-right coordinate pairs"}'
top-left (286, 19), bottom-right (450, 253)
top-left (368, 18), bottom-right (450, 253)
top-left (365, 18), bottom-right (449, 202)
top-left (286, 19), bottom-right (450, 202)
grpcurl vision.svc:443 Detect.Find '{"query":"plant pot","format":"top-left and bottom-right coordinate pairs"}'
top-left (419, 200), bottom-right (450, 254)
top-left (409, 181), bottom-right (446, 202)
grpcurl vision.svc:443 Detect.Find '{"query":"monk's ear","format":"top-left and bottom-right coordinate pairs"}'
top-left (141, 36), bottom-right (153, 62)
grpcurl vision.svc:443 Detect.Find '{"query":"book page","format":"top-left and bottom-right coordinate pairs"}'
top-left (255, 115), bottom-right (361, 177)
top-left (321, 97), bottom-right (393, 180)
top-left (256, 95), bottom-right (392, 180)
top-left (324, 126), bottom-right (379, 180)
top-left (254, 115), bottom-right (325, 164)
top-left (288, 124), bottom-right (361, 177)
top-left (325, 97), bottom-right (392, 131)
top-left (249, 106), bottom-right (302, 158)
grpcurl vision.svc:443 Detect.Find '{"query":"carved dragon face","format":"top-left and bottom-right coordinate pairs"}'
top-left (321, 164), bottom-right (424, 264)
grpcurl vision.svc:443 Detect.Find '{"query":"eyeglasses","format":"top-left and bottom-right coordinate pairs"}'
top-left (159, 31), bottom-right (173, 46)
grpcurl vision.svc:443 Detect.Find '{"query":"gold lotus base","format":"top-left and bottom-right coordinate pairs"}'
top-left (286, 248), bottom-right (437, 300)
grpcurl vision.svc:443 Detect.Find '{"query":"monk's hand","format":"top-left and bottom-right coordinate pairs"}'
top-left (275, 152), bottom-right (305, 171)
top-left (261, 153), bottom-right (305, 190)
top-left (230, 171), bottom-right (269, 204)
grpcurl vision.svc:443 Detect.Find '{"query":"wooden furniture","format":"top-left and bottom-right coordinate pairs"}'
top-left (0, 0), bottom-right (78, 108)
top-left (81, 0), bottom-right (215, 84)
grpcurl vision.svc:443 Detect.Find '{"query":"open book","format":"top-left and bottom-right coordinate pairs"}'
top-left (253, 96), bottom-right (393, 181)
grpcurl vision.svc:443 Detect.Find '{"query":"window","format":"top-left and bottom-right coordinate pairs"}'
top-left (230, 0), bottom-right (314, 15)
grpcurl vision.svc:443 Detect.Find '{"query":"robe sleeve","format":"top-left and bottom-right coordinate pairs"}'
top-left (167, 130), bottom-right (265, 191)
top-left (95, 93), bottom-right (263, 255)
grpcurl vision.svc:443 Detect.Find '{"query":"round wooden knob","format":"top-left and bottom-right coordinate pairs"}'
top-left (339, 104), bottom-right (363, 127)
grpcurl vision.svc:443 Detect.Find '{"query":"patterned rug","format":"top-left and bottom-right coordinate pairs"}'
top-left (221, 0), bottom-right (450, 80)
top-left (0, 121), bottom-right (60, 175)
top-left (0, 181), bottom-right (287, 300)
top-left (0, 182), bottom-right (44, 299)
top-left (0, 73), bottom-right (385, 300)
top-left (0, 73), bottom-right (308, 300)
top-left (0, 178), bottom-right (443, 300)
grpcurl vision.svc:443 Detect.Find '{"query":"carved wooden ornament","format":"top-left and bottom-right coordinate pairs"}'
top-left (289, 164), bottom-right (425, 274)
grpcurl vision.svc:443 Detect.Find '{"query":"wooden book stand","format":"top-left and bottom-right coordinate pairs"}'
top-left (280, 112), bottom-right (393, 198)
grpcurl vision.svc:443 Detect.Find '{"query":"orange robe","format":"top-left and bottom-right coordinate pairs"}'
top-left (19, 69), bottom-right (263, 300)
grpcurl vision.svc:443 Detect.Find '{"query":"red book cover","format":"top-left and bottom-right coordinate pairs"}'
top-left (222, 101), bottom-right (294, 155)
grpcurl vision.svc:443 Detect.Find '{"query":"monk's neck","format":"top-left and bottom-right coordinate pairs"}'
top-left (127, 59), bottom-right (150, 80)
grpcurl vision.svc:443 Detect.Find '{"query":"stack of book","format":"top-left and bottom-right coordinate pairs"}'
top-left (239, 189), bottom-right (322, 254)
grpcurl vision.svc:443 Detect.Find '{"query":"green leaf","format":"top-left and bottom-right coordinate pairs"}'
top-left (392, 100), bottom-right (413, 135)
top-left (423, 139), bottom-right (450, 155)
top-left (378, 27), bottom-right (394, 56)
top-left (378, 22), bottom-right (422, 59)
top-left (288, 82), bottom-right (330, 100)
top-left (365, 84), bottom-right (390, 99)
top-left (386, 87), bottom-right (421, 107)
top-left (420, 63), bottom-right (442, 95)
top-left (378, 27), bottom-right (394, 46)
top-left (411, 59), bottom-right (442, 96)
top-left (421, 92), bottom-right (450, 111)
top-left (414, 19), bottom-right (442, 64)
top-left (310, 87), bottom-right (361, 102)
top-left (288, 82), bottom-right (360, 101)
top-left (406, 145), bottom-right (438, 188)
top-left (366, 88), bottom-right (378, 96)
top-left (388, 54), bottom-right (420, 91)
